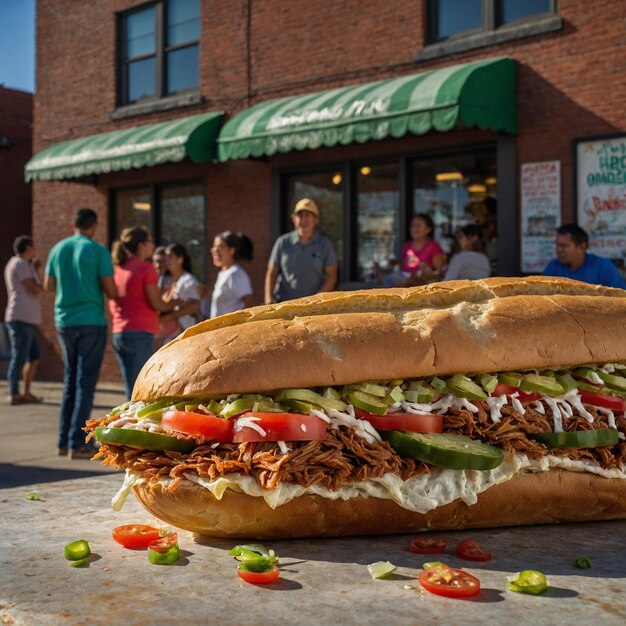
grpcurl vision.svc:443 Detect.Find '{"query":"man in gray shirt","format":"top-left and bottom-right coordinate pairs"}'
top-left (265, 198), bottom-right (338, 303)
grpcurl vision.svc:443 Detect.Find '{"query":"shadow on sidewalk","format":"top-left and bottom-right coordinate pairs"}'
top-left (0, 463), bottom-right (121, 489)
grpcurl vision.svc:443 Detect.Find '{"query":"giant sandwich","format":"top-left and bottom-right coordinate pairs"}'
top-left (86, 277), bottom-right (626, 538)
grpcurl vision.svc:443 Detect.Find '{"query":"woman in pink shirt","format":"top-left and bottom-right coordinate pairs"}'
top-left (109, 227), bottom-right (174, 399)
top-left (384, 214), bottom-right (446, 286)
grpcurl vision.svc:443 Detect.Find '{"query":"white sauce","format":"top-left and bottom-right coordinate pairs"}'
top-left (485, 396), bottom-right (508, 423)
top-left (112, 451), bottom-right (626, 514)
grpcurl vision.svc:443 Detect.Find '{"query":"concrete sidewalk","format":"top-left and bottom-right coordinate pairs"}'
top-left (0, 380), bottom-right (126, 488)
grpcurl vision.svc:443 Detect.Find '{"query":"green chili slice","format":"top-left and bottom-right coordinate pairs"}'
top-left (507, 570), bottom-right (548, 595)
top-left (94, 427), bottom-right (196, 452)
top-left (64, 540), bottom-right (91, 561)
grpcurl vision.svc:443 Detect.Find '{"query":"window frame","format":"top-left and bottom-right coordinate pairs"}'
top-left (419, 0), bottom-right (561, 62)
top-left (116, 0), bottom-right (200, 108)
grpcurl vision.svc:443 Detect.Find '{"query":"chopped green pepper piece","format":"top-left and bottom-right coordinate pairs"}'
top-left (367, 561), bottom-right (397, 579)
top-left (148, 544), bottom-right (180, 565)
top-left (64, 540), bottom-right (91, 561)
top-left (574, 556), bottom-right (593, 569)
top-left (26, 492), bottom-right (44, 501)
top-left (507, 570), bottom-right (548, 595)
top-left (422, 561), bottom-right (445, 570)
top-left (229, 544), bottom-right (279, 572)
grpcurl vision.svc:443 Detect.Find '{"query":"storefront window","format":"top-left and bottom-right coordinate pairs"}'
top-left (411, 150), bottom-right (498, 272)
top-left (113, 180), bottom-right (206, 281)
top-left (356, 162), bottom-right (400, 281)
top-left (114, 187), bottom-right (152, 234)
top-left (285, 170), bottom-right (344, 263)
top-left (160, 182), bottom-right (206, 282)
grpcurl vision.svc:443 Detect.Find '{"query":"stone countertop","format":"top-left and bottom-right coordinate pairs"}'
top-left (1, 473), bottom-right (625, 626)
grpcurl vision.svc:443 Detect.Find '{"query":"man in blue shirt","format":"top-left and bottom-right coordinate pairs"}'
top-left (543, 223), bottom-right (626, 289)
top-left (44, 208), bottom-right (117, 459)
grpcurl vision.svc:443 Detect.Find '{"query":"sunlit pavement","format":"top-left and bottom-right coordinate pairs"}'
top-left (0, 379), bottom-right (126, 488)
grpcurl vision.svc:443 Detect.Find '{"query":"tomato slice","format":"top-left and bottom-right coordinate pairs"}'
top-left (455, 538), bottom-right (492, 562)
top-left (233, 412), bottom-right (328, 443)
top-left (419, 565), bottom-right (481, 598)
top-left (409, 537), bottom-right (448, 554)
top-left (112, 524), bottom-right (161, 549)
top-left (237, 564), bottom-right (280, 584)
top-left (493, 383), bottom-right (541, 402)
top-left (147, 532), bottom-right (178, 553)
top-left (354, 409), bottom-right (443, 433)
top-left (578, 389), bottom-right (626, 412)
top-left (161, 410), bottom-right (234, 442)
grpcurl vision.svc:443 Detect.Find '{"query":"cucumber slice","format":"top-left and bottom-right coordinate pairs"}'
top-left (281, 399), bottom-right (315, 414)
top-left (479, 374), bottom-right (498, 394)
top-left (498, 372), bottom-right (524, 387)
top-left (519, 374), bottom-right (564, 396)
top-left (350, 382), bottom-right (389, 397)
top-left (531, 428), bottom-right (619, 449)
top-left (137, 399), bottom-right (175, 419)
top-left (597, 371), bottom-right (626, 392)
top-left (348, 391), bottom-right (387, 415)
top-left (382, 431), bottom-right (504, 470)
top-left (556, 372), bottom-right (578, 393)
top-left (220, 398), bottom-right (256, 418)
top-left (447, 374), bottom-right (487, 401)
top-left (275, 388), bottom-right (346, 411)
top-left (367, 561), bottom-right (397, 580)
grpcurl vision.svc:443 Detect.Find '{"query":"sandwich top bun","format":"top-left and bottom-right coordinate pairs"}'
top-left (133, 277), bottom-right (626, 401)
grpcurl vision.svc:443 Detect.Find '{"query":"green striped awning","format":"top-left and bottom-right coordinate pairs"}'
top-left (25, 112), bottom-right (224, 182)
top-left (217, 57), bottom-right (516, 161)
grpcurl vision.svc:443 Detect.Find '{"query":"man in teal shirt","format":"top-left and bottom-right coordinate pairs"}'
top-left (44, 208), bottom-right (117, 459)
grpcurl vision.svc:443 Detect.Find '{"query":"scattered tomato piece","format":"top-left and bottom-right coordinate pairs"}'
top-left (112, 524), bottom-right (161, 549)
top-left (455, 538), bottom-right (492, 562)
top-left (409, 537), bottom-right (448, 554)
top-left (419, 564), bottom-right (480, 598)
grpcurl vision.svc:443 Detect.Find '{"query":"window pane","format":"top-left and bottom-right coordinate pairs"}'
top-left (167, 0), bottom-right (200, 46)
top-left (500, 0), bottom-right (551, 24)
top-left (434, 0), bottom-right (482, 39)
top-left (160, 183), bottom-right (206, 282)
top-left (128, 58), bottom-right (156, 102)
top-left (114, 188), bottom-right (152, 236)
top-left (285, 171), bottom-right (344, 270)
top-left (126, 7), bottom-right (156, 58)
top-left (357, 162), bottom-right (400, 282)
top-left (411, 151), bottom-right (498, 273)
top-left (166, 46), bottom-right (199, 93)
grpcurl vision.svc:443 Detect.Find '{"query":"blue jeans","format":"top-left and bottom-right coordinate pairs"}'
top-left (6, 321), bottom-right (41, 396)
top-left (112, 331), bottom-right (154, 400)
top-left (57, 325), bottom-right (107, 450)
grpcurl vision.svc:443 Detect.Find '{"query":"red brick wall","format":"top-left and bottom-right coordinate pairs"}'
top-left (0, 87), bottom-right (33, 319)
top-left (32, 0), bottom-right (626, 381)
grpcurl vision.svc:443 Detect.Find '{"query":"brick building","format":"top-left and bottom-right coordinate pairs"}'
top-left (28, 0), bottom-right (626, 381)
top-left (0, 86), bottom-right (33, 316)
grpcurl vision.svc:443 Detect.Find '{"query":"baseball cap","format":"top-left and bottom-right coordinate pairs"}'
top-left (293, 198), bottom-right (319, 217)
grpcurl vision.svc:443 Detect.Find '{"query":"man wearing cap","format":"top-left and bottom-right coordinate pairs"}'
top-left (264, 198), bottom-right (338, 303)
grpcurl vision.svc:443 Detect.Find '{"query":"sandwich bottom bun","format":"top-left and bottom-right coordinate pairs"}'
top-left (133, 471), bottom-right (626, 539)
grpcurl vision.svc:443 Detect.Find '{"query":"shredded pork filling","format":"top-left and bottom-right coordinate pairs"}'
top-left (85, 399), bottom-right (626, 490)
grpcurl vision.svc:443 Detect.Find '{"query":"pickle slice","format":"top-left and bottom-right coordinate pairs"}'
top-left (382, 431), bottom-right (504, 470)
top-left (275, 388), bottom-right (346, 411)
top-left (347, 391), bottom-right (387, 415)
top-left (446, 374), bottom-right (487, 401)
top-left (519, 374), bottom-right (564, 396)
top-left (531, 428), bottom-right (619, 450)
top-left (597, 371), bottom-right (626, 392)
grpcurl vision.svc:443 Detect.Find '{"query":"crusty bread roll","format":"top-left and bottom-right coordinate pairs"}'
top-left (133, 276), bottom-right (626, 400)
top-left (119, 277), bottom-right (626, 538)
top-left (133, 471), bottom-right (626, 539)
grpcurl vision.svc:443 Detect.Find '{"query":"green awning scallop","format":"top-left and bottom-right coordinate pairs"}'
top-left (217, 57), bottom-right (516, 161)
top-left (25, 112), bottom-right (224, 182)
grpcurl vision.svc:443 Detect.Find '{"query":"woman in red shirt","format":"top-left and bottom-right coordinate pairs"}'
top-left (109, 227), bottom-right (175, 399)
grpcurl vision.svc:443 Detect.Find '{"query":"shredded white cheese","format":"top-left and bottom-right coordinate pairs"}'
top-left (235, 417), bottom-right (267, 437)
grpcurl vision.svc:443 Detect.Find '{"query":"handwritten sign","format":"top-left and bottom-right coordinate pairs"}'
top-left (521, 161), bottom-right (561, 273)
top-left (577, 136), bottom-right (626, 261)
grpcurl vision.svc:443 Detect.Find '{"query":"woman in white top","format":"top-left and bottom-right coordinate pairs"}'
top-left (202, 231), bottom-right (254, 319)
top-left (160, 242), bottom-right (201, 342)
top-left (443, 224), bottom-right (492, 281)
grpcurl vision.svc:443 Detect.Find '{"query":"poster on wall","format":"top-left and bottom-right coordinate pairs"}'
top-left (521, 160), bottom-right (561, 273)
top-left (576, 135), bottom-right (626, 263)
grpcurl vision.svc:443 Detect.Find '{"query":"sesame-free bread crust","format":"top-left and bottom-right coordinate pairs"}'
top-left (133, 470), bottom-right (626, 539)
top-left (132, 277), bottom-right (626, 401)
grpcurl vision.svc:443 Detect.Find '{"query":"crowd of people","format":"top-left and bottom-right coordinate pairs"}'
top-left (3, 202), bottom-right (625, 459)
